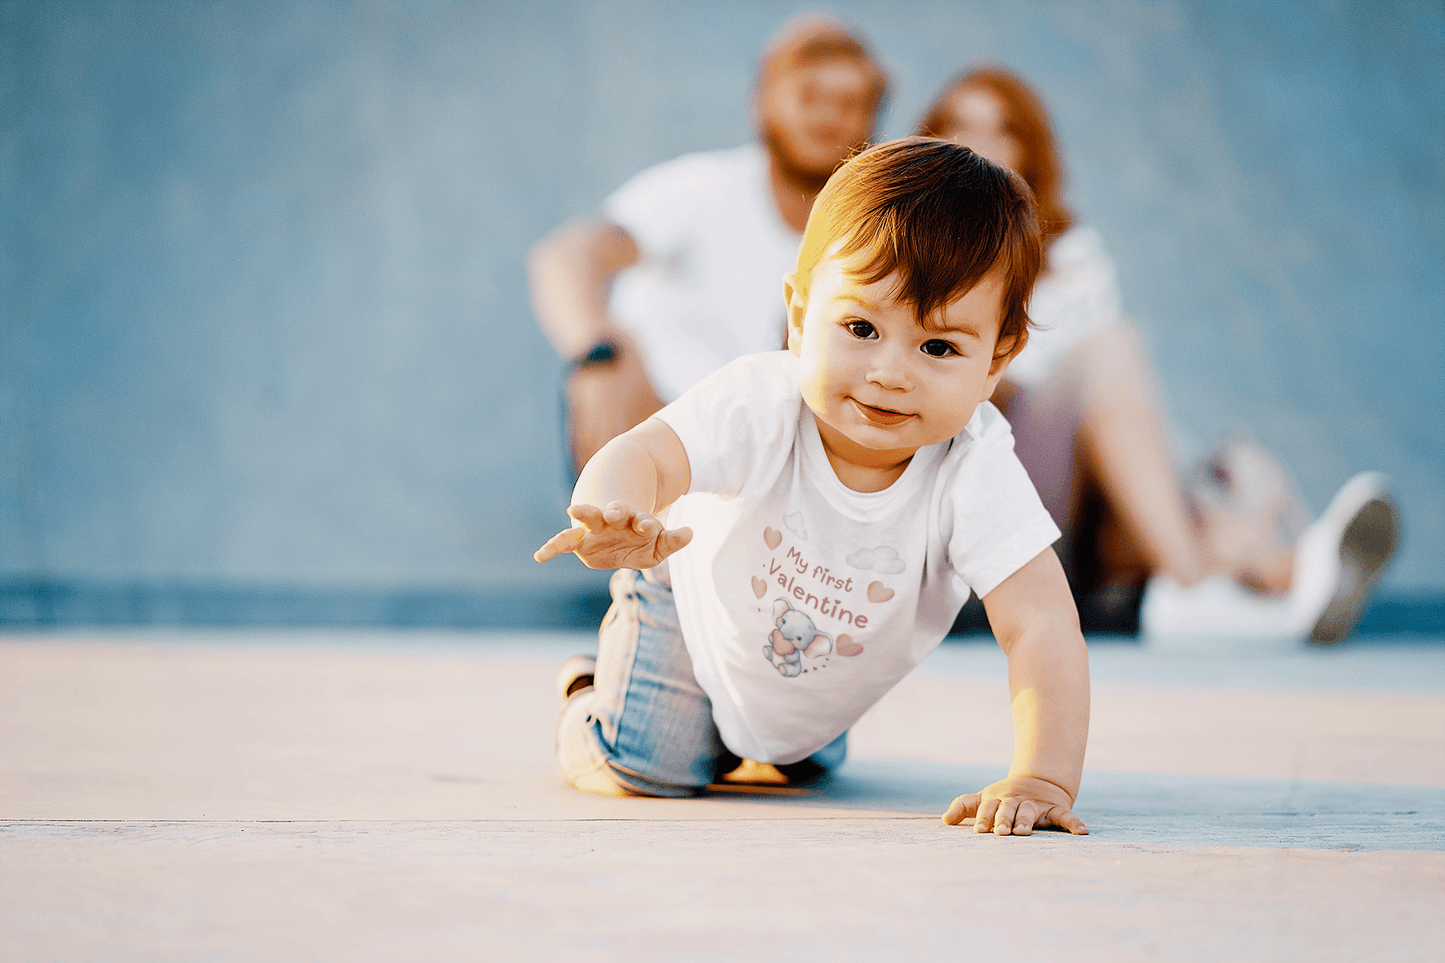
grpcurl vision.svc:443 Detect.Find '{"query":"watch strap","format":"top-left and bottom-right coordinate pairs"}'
top-left (570, 339), bottom-right (621, 370)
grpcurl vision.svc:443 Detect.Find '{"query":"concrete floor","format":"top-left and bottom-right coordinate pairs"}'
top-left (2, 628), bottom-right (1443, 962)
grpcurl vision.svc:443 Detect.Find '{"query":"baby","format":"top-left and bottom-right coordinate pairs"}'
top-left (536, 137), bottom-right (1089, 835)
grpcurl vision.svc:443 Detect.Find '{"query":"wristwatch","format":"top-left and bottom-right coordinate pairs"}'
top-left (570, 339), bottom-right (621, 370)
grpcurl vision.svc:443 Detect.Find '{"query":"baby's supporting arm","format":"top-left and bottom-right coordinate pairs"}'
top-left (943, 548), bottom-right (1091, 835)
top-left (534, 417), bottom-right (694, 571)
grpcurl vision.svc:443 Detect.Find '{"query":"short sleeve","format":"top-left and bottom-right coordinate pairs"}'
top-left (652, 353), bottom-right (801, 499)
top-left (603, 152), bottom-right (722, 263)
top-left (942, 410), bottom-right (1062, 598)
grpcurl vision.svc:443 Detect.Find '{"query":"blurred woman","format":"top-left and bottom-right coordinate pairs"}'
top-left (918, 66), bottom-right (1396, 643)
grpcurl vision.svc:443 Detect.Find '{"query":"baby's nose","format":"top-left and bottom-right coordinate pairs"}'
top-left (867, 347), bottom-right (913, 390)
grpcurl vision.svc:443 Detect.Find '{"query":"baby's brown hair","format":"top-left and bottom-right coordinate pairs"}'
top-left (793, 137), bottom-right (1042, 359)
top-left (918, 65), bottom-right (1074, 247)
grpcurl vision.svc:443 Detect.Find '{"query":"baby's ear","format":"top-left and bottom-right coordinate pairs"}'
top-left (979, 350), bottom-right (1014, 403)
top-left (994, 324), bottom-right (1029, 365)
top-left (983, 327), bottom-right (1025, 390)
top-left (783, 273), bottom-right (807, 355)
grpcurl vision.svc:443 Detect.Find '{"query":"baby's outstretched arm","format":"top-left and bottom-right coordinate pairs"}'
top-left (943, 548), bottom-right (1090, 836)
top-left (534, 417), bottom-right (693, 571)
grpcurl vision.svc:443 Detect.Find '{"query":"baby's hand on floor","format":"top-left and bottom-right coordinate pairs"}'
top-left (942, 775), bottom-right (1088, 836)
top-left (533, 501), bottom-right (693, 570)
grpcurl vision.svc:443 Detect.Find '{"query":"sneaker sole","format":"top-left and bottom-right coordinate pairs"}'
top-left (1309, 495), bottom-right (1398, 646)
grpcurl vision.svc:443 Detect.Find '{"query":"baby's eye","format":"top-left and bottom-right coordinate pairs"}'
top-left (845, 320), bottom-right (877, 339)
top-left (920, 339), bottom-right (957, 358)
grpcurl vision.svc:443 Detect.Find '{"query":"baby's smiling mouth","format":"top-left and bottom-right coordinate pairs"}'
top-left (850, 398), bottom-right (914, 426)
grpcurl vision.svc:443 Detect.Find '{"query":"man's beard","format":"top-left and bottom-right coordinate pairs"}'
top-left (761, 121), bottom-right (851, 196)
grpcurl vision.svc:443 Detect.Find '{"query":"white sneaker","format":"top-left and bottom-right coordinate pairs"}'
top-left (1288, 472), bottom-right (1398, 646)
top-left (1140, 471), bottom-right (1398, 648)
top-left (1139, 573), bottom-right (1299, 647)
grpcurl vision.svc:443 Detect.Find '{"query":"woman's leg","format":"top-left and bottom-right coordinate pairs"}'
top-left (1007, 320), bottom-right (1295, 595)
top-left (1070, 323), bottom-right (1212, 588)
top-left (1012, 322), bottom-right (1394, 643)
top-left (1074, 324), bottom-right (1297, 593)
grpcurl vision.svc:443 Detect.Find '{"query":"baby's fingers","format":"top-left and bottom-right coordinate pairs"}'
top-left (941, 792), bottom-right (980, 826)
top-left (992, 797), bottom-right (1023, 835)
top-left (1045, 805), bottom-right (1089, 835)
top-left (630, 512), bottom-right (662, 538)
top-left (599, 501), bottom-right (635, 528)
top-left (999, 800), bottom-right (1090, 836)
top-left (533, 526), bottom-right (586, 563)
top-left (593, 501), bottom-right (665, 538)
top-left (972, 796), bottom-right (1001, 833)
top-left (655, 526), bottom-right (694, 560)
top-left (566, 503), bottom-right (608, 532)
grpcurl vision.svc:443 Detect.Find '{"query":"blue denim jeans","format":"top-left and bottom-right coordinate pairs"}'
top-left (556, 568), bottom-right (847, 797)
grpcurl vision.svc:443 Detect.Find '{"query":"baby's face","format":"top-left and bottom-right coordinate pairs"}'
top-left (787, 250), bottom-right (1011, 482)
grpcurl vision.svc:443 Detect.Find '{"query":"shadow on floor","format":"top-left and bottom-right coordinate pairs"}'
top-left (697, 758), bottom-right (1445, 851)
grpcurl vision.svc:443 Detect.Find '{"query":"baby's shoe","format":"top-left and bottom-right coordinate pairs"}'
top-left (1288, 472), bottom-right (1398, 646)
top-left (556, 654), bottom-right (598, 702)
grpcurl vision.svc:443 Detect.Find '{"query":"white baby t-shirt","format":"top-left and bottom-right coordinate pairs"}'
top-left (654, 352), bottom-right (1061, 764)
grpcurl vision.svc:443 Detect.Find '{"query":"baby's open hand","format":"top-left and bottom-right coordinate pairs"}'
top-left (533, 502), bottom-right (693, 570)
top-left (942, 774), bottom-right (1088, 836)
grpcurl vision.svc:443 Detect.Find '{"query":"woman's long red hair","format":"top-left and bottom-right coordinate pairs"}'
top-left (918, 66), bottom-right (1075, 247)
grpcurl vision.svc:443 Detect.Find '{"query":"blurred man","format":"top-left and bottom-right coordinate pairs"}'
top-left (529, 16), bottom-right (888, 472)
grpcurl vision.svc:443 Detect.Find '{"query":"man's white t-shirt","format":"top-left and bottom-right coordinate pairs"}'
top-left (605, 144), bottom-right (801, 403)
top-left (654, 352), bottom-right (1061, 764)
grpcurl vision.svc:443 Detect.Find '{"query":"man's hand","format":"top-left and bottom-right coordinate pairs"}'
top-left (534, 501), bottom-right (692, 570)
top-left (942, 774), bottom-right (1088, 836)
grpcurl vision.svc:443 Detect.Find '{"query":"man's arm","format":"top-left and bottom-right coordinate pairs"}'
top-left (528, 218), bottom-right (666, 472)
top-left (527, 217), bottom-right (640, 360)
top-left (942, 548), bottom-right (1091, 835)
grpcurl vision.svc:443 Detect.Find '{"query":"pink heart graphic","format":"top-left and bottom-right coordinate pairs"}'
top-left (751, 576), bottom-right (767, 599)
top-left (867, 581), bottom-right (894, 603)
top-left (835, 634), bottom-right (863, 657)
top-left (763, 527), bottom-right (782, 550)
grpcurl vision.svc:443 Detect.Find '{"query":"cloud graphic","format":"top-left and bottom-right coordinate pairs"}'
top-left (784, 512), bottom-right (808, 540)
top-left (846, 546), bottom-right (906, 575)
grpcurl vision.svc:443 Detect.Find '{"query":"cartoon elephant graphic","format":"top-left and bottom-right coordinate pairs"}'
top-left (763, 599), bottom-right (834, 677)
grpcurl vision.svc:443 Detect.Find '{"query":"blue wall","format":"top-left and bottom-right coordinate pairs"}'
top-left (2, 0), bottom-right (1442, 626)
